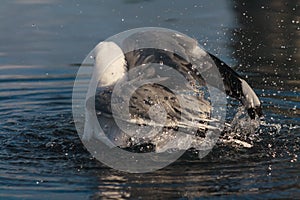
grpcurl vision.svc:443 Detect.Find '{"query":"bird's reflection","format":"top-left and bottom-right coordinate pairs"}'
top-left (90, 153), bottom-right (265, 199)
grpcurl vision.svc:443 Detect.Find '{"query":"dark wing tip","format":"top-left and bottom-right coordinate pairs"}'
top-left (247, 105), bottom-right (263, 120)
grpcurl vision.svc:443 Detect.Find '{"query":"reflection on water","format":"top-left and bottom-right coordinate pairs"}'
top-left (0, 0), bottom-right (299, 199)
top-left (232, 0), bottom-right (300, 120)
top-left (91, 142), bottom-right (299, 199)
top-left (232, 0), bottom-right (299, 90)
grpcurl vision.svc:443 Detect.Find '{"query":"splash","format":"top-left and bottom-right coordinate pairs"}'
top-left (123, 106), bottom-right (263, 154)
top-left (104, 104), bottom-right (270, 155)
top-left (220, 106), bottom-right (262, 148)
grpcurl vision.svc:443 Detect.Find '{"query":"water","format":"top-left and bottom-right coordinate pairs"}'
top-left (0, 0), bottom-right (299, 199)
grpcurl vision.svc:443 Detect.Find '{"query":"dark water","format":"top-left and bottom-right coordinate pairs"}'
top-left (0, 0), bottom-right (299, 199)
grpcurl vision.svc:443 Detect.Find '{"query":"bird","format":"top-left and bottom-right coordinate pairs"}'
top-left (82, 29), bottom-right (263, 152)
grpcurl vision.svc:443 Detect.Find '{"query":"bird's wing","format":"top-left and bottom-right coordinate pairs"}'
top-left (88, 83), bottom-right (213, 135)
top-left (121, 30), bottom-right (262, 119)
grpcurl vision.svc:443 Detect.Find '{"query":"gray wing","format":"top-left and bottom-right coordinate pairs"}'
top-left (120, 29), bottom-right (198, 63)
top-left (121, 30), bottom-right (262, 119)
top-left (127, 83), bottom-right (212, 131)
top-left (88, 83), bottom-right (212, 134)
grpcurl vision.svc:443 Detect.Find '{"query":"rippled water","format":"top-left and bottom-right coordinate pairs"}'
top-left (0, 0), bottom-right (299, 199)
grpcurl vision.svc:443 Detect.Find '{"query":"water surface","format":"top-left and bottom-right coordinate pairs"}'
top-left (0, 0), bottom-right (299, 199)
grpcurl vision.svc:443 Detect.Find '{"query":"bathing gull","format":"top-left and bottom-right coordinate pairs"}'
top-left (83, 30), bottom-right (263, 151)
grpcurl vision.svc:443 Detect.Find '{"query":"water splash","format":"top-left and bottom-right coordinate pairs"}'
top-left (220, 106), bottom-right (262, 148)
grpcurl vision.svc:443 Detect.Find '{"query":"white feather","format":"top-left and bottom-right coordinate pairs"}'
top-left (83, 41), bottom-right (126, 142)
top-left (94, 41), bottom-right (127, 87)
top-left (240, 78), bottom-right (261, 109)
